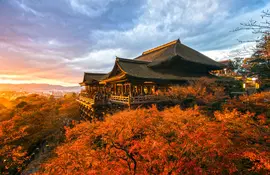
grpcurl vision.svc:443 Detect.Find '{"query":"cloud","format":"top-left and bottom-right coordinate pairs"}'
top-left (89, 0), bottom-right (270, 62)
top-left (68, 48), bottom-right (132, 72)
top-left (0, 0), bottom-right (269, 86)
top-left (67, 0), bottom-right (119, 17)
top-left (202, 42), bottom-right (257, 61)
top-left (14, 0), bottom-right (44, 17)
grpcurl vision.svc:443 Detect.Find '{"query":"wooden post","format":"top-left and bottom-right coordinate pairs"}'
top-left (129, 83), bottom-right (132, 97)
top-left (128, 95), bottom-right (131, 109)
top-left (141, 85), bottom-right (143, 95)
top-left (121, 84), bottom-right (124, 96)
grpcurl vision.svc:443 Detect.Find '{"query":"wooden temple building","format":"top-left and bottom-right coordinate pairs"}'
top-left (78, 39), bottom-right (224, 116)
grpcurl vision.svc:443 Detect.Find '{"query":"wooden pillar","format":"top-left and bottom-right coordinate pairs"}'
top-left (129, 83), bottom-right (132, 97)
top-left (141, 85), bottom-right (143, 95)
top-left (128, 95), bottom-right (131, 109)
top-left (121, 84), bottom-right (124, 96)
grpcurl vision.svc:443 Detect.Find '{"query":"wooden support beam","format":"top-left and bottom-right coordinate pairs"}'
top-left (129, 84), bottom-right (132, 97)
top-left (121, 84), bottom-right (124, 96)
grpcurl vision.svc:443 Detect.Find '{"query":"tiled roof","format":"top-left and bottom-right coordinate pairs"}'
top-left (82, 40), bottom-right (224, 84)
top-left (135, 39), bottom-right (224, 69)
top-left (80, 72), bottom-right (107, 85)
top-left (117, 58), bottom-right (214, 81)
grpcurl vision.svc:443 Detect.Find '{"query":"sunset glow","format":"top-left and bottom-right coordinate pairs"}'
top-left (0, 74), bottom-right (77, 86)
top-left (0, 0), bottom-right (269, 86)
top-left (0, 78), bottom-right (76, 87)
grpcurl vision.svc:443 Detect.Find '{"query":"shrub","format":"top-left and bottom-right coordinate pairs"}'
top-left (37, 106), bottom-right (270, 175)
top-left (0, 94), bottom-right (81, 174)
top-left (164, 77), bottom-right (228, 111)
top-left (223, 91), bottom-right (270, 118)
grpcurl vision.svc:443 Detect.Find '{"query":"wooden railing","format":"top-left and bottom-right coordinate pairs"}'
top-left (77, 96), bottom-right (95, 105)
top-left (79, 94), bottom-right (168, 106)
top-left (110, 95), bottom-right (130, 104)
top-left (110, 95), bottom-right (167, 105)
top-left (132, 95), bottom-right (163, 104)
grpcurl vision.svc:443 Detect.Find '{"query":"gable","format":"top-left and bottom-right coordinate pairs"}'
top-left (106, 61), bottom-right (126, 79)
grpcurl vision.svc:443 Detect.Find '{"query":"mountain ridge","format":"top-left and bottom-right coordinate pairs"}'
top-left (0, 83), bottom-right (81, 92)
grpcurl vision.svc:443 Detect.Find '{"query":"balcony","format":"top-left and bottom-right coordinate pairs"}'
top-left (110, 95), bottom-right (167, 105)
top-left (77, 95), bottom-right (95, 108)
top-left (110, 95), bottom-right (130, 104)
top-left (78, 92), bottom-right (169, 107)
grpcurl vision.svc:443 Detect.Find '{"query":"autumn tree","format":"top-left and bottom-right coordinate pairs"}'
top-left (162, 77), bottom-right (228, 111)
top-left (37, 106), bottom-right (270, 175)
top-left (0, 94), bottom-right (81, 174)
top-left (0, 116), bottom-right (28, 174)
top-left (235, 9), bottom-right (270, 88)
top-left (223, 91), bottom-right (270, 118)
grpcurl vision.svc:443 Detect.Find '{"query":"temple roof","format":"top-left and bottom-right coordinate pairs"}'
top-left (135, 39), bottom-right (224, 69)
top-left (80, 72), bottom-right (107, 86)
top-left (82, 39), bottom-right (224, 84)
top-left (115, 58), bottom-right (214, 82)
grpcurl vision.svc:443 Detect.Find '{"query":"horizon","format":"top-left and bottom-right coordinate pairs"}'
top-left (0, 81), bottom-right (79, 87)
top-left (1, 0), bottom-right (269, 86)
top-left (0, 82), bottom-right (80, 87)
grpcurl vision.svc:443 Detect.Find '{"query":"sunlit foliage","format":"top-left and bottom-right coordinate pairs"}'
top-left (162, 77), bottom-right (228, 111)
top-left (223, 91), bottom-right (270, 118)
top-left (0, 94), bottom-right (80, 174)
top-left (37, 105), bottom-right (270, 175)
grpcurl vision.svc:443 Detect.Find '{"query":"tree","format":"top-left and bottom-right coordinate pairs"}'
top-left (37, 106), bottom-right (270, 175)
top-left (162, 77), bottom-right (228, 111)
top-left (0, 116), bottom-right (29, 174)
top-left (250, 35), bottom-right (270, 83)
top-left (0, 94), bottom-right (81, 174)
top-left (235, 10), bottom-right (270, 88)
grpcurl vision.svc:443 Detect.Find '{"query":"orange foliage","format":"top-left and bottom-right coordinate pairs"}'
top-left (0, 116), bottom-right (29, 174)
top-left (164, 77), bottom-right (227, 107)
top-left (0, 94), bottom-right (81, 174)
top-left (223, 91), bottom-right (270, 118)
top-left (37, 106), bottom-right (270, 175)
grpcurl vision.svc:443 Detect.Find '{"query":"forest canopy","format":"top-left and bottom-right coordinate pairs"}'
top-left (0, 94), bottom-right (80, 175)
top-left (36, 94), bottom-right (270, 174)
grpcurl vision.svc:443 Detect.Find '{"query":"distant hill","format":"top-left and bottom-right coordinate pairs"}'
top-left (0, 84), bottom-right (81, 93)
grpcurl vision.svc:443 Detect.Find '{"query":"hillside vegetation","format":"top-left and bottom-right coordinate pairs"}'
top-left (1, 85), bottom-right (270, 174)
top-left (0, 94), bottom-right (80, 174)
top-left (35, 91), bottom-right (270, 175)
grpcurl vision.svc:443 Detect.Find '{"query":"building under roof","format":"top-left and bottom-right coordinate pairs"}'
top-left (98, 39), bottom-right (223, 84)
top-left (78, 39), bottom-right (224, 108)
top-left (79, 73), bottom-right (107, 86)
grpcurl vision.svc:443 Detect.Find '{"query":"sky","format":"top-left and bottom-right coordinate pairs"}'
top-left (0, 0), bottom-right (269, 86)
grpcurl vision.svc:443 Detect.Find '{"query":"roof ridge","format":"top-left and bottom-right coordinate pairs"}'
top-left (117, 57), bottom-right (151, 63)
top-left (174, 43), bottom-right (224, 68)
top-left (84, 72), bottom-right (107, 75)
top-left (142, 39), bottom-right (180, 55)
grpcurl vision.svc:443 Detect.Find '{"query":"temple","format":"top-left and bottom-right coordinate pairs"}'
top-left (78, 39), bottom-right (224, 116)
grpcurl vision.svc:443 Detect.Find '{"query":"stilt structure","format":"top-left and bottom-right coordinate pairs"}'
top-left (77, 39), bottom-right (224, 119)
